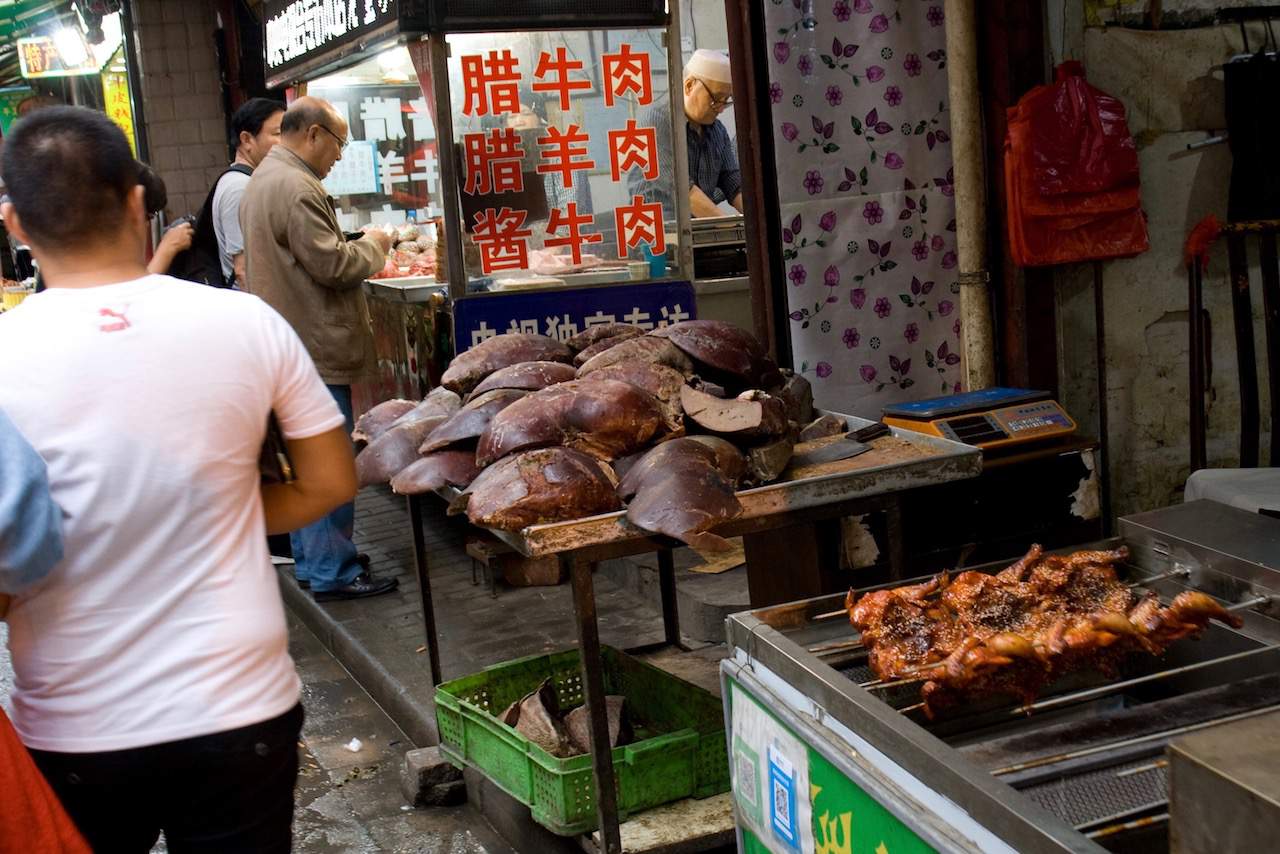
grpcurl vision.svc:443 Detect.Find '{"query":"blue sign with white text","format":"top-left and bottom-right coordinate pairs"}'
top-left (452, 281), bottom-right (697, 353)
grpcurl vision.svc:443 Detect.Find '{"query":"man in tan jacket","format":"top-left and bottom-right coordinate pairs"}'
top-left (241, 96), bottom-right (398, 601)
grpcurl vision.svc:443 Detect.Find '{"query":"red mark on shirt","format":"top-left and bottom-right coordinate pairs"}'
top-left (98, 307), bottom-right (131, 332)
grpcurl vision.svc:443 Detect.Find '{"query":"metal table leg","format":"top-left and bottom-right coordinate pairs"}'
top-left (657, 548), bottom-right (682, 649)
top-left (408, 494), bottom-right (443, 686)
top-left (566, 553), bottom-right (623, 854)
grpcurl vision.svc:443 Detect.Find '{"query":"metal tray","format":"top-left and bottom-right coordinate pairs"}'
top-left (439, 411), bottom-right (980, 557)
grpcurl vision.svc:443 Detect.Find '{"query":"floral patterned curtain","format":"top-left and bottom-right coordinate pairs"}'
top-left (766, 0), bottom-right (963, 418)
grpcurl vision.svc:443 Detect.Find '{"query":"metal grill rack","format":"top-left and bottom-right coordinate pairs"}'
top-left (724, 501), bottom-right (1280, 853)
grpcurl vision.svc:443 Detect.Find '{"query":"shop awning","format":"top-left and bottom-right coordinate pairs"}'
top-left (0, 1), bottom-right (76, 87)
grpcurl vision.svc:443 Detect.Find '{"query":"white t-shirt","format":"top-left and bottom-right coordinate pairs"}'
top-left (0, 275), bottom-right (344, 752)
top-left (213, 168), bottom-right (252, 283)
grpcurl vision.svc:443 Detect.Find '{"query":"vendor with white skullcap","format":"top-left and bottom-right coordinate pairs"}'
top-left (629, 49), bottom-right (742, 218)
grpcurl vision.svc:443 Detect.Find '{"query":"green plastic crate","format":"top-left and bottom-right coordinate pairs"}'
top-left (435, 645), bottom-right (729, 836)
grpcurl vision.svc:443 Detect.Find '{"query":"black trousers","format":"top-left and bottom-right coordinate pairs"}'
top-left (28, 703), bottom-right (303, 854)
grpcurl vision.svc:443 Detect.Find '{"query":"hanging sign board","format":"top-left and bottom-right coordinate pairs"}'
top-left (322, 138), bottom-right (380, 196)
top-left (264, 0), bottom-right (408, 88)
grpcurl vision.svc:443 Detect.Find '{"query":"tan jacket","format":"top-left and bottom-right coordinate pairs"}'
top-left (240, 146), bottom-right (385, 385)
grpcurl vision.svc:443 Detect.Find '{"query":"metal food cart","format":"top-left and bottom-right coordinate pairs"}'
top-left (264, 0), bottom-right (762, 412)
top-left (722, 500), bottom-right (1280, 853)
top-left (410, 415), bottom-right (980, 851)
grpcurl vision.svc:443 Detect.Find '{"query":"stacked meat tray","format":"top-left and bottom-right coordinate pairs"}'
top-left (352, 319), bottom-right (867, 551)
top-left (723, 500), bottom-right (1280, 853)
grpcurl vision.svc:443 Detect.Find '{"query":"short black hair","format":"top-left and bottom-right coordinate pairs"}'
top-left (280, 102), bottom-right (329, 136)
top-left (1, 106), bottom-right (136, 247)
top-left (231, 97), bottom-right (284, 144)
top-left (135, 161), bottom-right (167, 217)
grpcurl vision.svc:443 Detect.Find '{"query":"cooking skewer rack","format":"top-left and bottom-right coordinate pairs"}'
top-left (723, 500), bottom-right (1280, 853)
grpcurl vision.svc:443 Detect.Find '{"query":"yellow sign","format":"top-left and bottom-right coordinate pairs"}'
top-left (101, 70), bottom-right (136, 155)
top-left (17, 35), bottom-right (97, 79)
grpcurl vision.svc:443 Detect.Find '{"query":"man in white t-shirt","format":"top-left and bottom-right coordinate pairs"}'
top-left (213, 98), bottom-right (284, 288)
top-left (0, 106), bottom-right (357, 852)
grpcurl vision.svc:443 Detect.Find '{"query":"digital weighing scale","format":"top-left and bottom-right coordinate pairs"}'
top-left (882, 387), bottom-right (1077, 450)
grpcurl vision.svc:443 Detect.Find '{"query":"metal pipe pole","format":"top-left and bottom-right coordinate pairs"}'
top-left (943, 0), bottom-right (995, 389)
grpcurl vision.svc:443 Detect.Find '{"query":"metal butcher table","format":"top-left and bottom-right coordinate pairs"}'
top-left (404, 415), bottom-right (980, 853)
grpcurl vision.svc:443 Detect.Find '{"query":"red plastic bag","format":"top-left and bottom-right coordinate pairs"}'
top-left (1025, 61), bottom-right (1140, 197)
top-left (1005, 62), bottom-right (1149, 267)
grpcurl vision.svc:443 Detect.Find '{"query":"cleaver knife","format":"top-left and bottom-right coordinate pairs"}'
top-left (789, 422), bottom-right (890, 467)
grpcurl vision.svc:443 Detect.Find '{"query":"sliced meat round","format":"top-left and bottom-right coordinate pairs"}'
top-left (685, 435), bottom-right (748, 485)
top-left (476, 379), bottom-right (665, 466)
top-left (572, 330), bottom-right (645, 367)
top-left (419, 389), bottom-right (528, 454)
top-left (352, 398), bottom-right (416, 444)
top-left (467, 361), bottom-right (577, 401)
top-left (576, 335), bottom-right (693, 378)
top-left (440, 333), bottom-right (573, 395)
top-left (651, 320), bottom-right (781, 389)
top-left (579, 362), bottom-right (686, 435)
top-left (679, 385), bottom-right (789, 440)
top-left (625, 464), bottom-right (743, 553)
top-left (617, 438), bottom-right (718, 500)
top-left (465, 447), bottom-right (622, 531)
top-left (390, 449), bottom-right (483, 495)
top-left (566, 323), bottom-right (645, 352)
top-left (355, 413), bottom-right (450, 487)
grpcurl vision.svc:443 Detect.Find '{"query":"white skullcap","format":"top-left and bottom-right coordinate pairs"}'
top-left (685, 49), bottom-right (732, 84)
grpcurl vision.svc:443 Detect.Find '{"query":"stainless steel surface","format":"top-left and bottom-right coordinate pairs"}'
top-left (1168, 709), bottom-right (1280, 854)
top-left (667, 19), bottom-right (692, 287)
top-left (1122, 500), bottom-right (1280, 620)
top-left (724, 506), bottom-right (1280, 853)
top-left (429, 33), bottom-right (467, 304)
top-left (364, 278), bottom-right (445, 304)
top-left (690, 215), bottom-right (747, 246)
top-left (438, 411), bottom-right (979, 557)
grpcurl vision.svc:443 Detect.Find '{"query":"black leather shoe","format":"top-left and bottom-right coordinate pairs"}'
top-left (313, 571), bottom-right (399, 602)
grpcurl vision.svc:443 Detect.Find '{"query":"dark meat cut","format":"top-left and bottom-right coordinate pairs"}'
top-left (679, 385), bottom-right (789, 441)
top-left (652, 320), bottom-right (782, 389)
top-left (619, 438), bottom-right (743, 553)
top-left (351, 399), bottom-right (415, 444)
top-left (580, 362), bottom-right (686, 435)
top-left (466, 361), bottom-right (577, 401)
top-left (576, 335), bottom-right (693, 378)
top-left (475, 379), bottom-right (665, 466)
top-left (419, 389), bottom-right (527, 454)
top-left (355, 413), bottom-right (450, 487)
top-left (464, 447), bottom-right (621, 531)
top-left (847, 545), bottom-right (1245, 717)
top-left (566, 323), bottom-right (644, 352)
top-left (572, 330), bottom-right (644, 367)
top-left (440, 333), bottom-right (573, 395)
top-left (390, 449), bottom-right (483, 495)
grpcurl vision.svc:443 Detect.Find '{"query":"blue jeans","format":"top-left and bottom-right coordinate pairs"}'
top-left (290, 384), bottom-right (361, 592)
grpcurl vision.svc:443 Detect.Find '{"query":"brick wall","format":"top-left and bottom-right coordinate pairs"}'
top-left (131, 0), bottom-right (229, 219)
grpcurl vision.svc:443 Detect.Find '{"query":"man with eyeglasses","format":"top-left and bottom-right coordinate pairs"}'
top-left (240, 96), bottom-right (400, 603)
top-left (630, 49), bottom-right (743, 219)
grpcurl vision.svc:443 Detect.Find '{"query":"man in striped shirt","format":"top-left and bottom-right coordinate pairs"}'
top-left (629, 49), bottom-right (742, 219)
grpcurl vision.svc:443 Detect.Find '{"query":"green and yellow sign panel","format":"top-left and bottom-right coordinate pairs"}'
top-left (729, 679), bottom-right (935, 854)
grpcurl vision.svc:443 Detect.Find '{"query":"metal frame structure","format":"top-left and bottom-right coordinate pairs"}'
top-left (723, 500), bottom-right (1280, 853)
top-left (408, 416), bottom-right (980, 852)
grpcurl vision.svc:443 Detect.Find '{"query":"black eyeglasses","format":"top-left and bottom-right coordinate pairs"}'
top-left (694, 78), bottom-right (733, 109)
top-left (315, 124), bottom-right (348, 151)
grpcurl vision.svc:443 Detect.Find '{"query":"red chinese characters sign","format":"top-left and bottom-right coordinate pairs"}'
top-left (455, 41), bottom-right (667, 276)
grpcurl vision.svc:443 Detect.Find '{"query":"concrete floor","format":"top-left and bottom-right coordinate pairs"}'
top-left (0, 617), bottom-right (515, 854)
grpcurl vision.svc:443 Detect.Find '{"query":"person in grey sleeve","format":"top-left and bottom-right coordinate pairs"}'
top-left (0, 407), bottom-right (62, 618)
top-left (214, 98), bottom-right (285, 289)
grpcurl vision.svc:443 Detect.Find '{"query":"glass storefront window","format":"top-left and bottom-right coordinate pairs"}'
top-left (310, 47), bottom-right (441, 247)
top-left (442, 29), bottom-right (679, 285)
